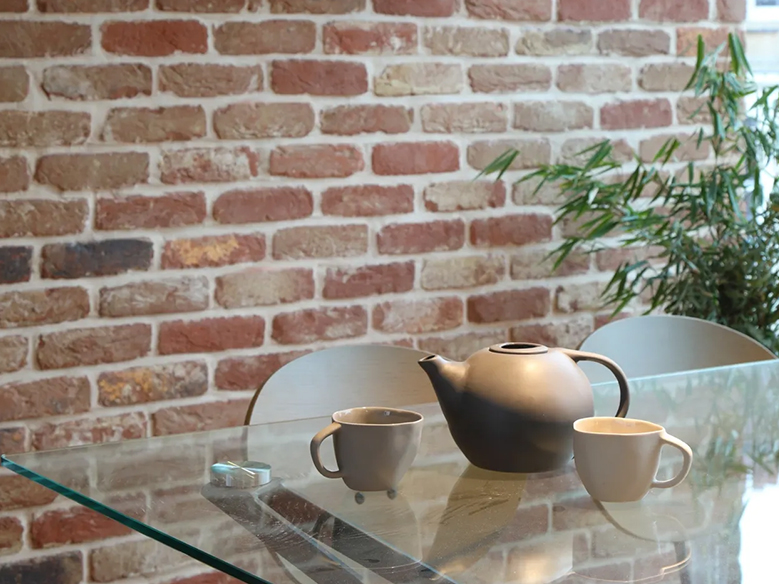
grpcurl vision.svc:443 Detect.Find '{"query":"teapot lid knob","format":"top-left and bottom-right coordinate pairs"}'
top-left (489, 342), bottom-right (548, 355)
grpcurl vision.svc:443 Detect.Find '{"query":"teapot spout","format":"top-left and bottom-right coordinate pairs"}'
top-left (418, 355), bottom-right (468, 410)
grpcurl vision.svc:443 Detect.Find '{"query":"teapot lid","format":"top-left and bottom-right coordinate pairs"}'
top-left (488, 342), bottom-right (548, 355)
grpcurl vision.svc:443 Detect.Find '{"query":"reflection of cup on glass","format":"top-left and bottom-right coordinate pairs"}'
top-left (573, 417), bottom-right (693, 502)
top-left (310, 407), bottom-right (423, 492)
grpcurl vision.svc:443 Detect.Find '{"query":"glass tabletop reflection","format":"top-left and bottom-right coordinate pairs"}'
top-left (5, 359), bottom-right (779, 584)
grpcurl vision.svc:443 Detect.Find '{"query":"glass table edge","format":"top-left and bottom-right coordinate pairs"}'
top-left (0, 455), bottom-right (269, 584)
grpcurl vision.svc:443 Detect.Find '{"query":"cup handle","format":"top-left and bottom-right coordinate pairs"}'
top-left (651, 431), bottom-right (693, 489)
top-left (310, 422), bottom-right (343, 479)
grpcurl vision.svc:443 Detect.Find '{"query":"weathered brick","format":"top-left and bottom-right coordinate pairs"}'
top-left (0, 66), bottom-right (28, 102)
top-left (270, 144), bottom-right (363, 178)
top-left (37, 324), bottom-right (151, 370)
top-left (467, 139), bottom-right (551, 170)
top-left (0, 287), bottom-right (89, 329)
top-left (324, 21), bottom-right (416, 54)
top-left (373, 141), bottom-right (459, 175)
top-left (0, 516), bottom-right (22, 554)
top-left (36, 152), bottom-right (149, 192)
top-left (424, 180), bottom-right (505, 212)
top-left (560, 137), bottom-right (633, 165)
top-left (0, 111), bottom-right (89, 148)
top-left (0, 0), bottom-right (26, 11)
top-left (42, 240), bottom-right (152, 279)
top-left (510, 247), bottom-right (590, 279)
top-left (466, 0), bottom-right (552, 20)
top-left (471, 214), bottom-right (553, 247)
top-left (0, 156), bottom-right (29, 193)
top-left (0, 336), bottom-right (27, 374)
top-left (272, 306), bottom-right (367, 344)
top-left (160, 147), bottom-right (260, 184)
top-left (90, 540), bottom-right (190, 582)
top-left (373, 0), bottom-right (454, 16)
top-left (215, 20), bottom-right (315, 55)
top-left (0, 427), bottom-right (27, 455)
top-left (555, 281), bottom-right (606, 313)
top-left (152, 399), bottom-right (251, 435)
top-left (31, 506), bottom-right (132, 548)
top-left (424, 26), bottom-right (509, 57)
top-left (100, 277), bottom-right (208, 318)
top-left (601, 99), bottom-right (673, 130)
top-left (321, 184), bottom-right (414, 216)
top-left (0, 376), bottom-right (90, 422)
top-left (98, 361), bottom-right (207, 406)
top-left (375, 63), bottom-right (463, 96)
top-left (323, 262), bottom-right (414, 299)
top-left (39, 0), bottom-right (147, 10)
top-left (639, 63), bottom-right (695, 91)
top-left (418, 331), bottom-right (507, 361)
top-left (103, 106), bottom-right (205, 142)
top-left (468, 288), bottom-right (550, 323)
top-left (216, 268), bottom-right (314, 308)
top-left (640, 0), bottom-right (708, 21)
top-left (513, 176), bottom-right (563, 205)
top-left (0, 246), bottom-right (32, 284)
top-left (216, 350), bottom-right (307, 391)
top-left (422, 103), bottom-right (507, 133)
top-left (515, 28), bottom-right (592, 55)
top-left (598, 29), bottom-right (670, 56)
top-left (159, 316), bottom-right (265, 355)
top-left (639, 133), bottom-right (710, 162)
top-left (102, 20), bottom-right (207, 56)
top-left (510, 315), bottom-right (594, 350)
top-left (0, 474), bottom-right (57, 510)
top-left (214, 187), bottom-right (312, 224)
top-left (162, 234), bottom-right (265, 268)
top-left (43, 64), bottom-right (151, 100)
top-left (320, 105), bottom-right (412, 135)
top-left (159, 64), bottom-right (262, 97)
top-left (558, 0), bottom-right (630, 21)
top-left (0, 22), bottom-right (91, 57)
top-left (677, 27), bottom-right (731, 57)
top-left (156, 0), bottom-right (247, 11)
top-left (0, 552), bottom-right (82, 584)
top-left (374, 297), bottom-right (462, 334)
top-left (421, 255), bottom-right (504, 290)
top-left (271, 59), bottom-right (367, 95)
top-left (514, 101), bottom-right (593, 132)
top-left (273, 225), bottom-right (368, 259)
top-left (469, 64), bottom-right (551, 93)
top-left (378, 220), bottom-right (465, 254)
top-left (214, 103), bottom-right (314, 139)
top-left (97, 192), bottom-right (206, 231)
top-left (557, 64), bottom-right (632, 93)
top-left (718, 0), bottom-right (745, 21)
top-left (0, 200), bottom-right (87, 239)
top-left (677, 96), bottom-right (710, 124)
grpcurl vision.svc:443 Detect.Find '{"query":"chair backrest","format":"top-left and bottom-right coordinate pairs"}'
top-left (245, 344), bottom-right (437, 426)
top-left (578, 315), bottom-right (776, 383)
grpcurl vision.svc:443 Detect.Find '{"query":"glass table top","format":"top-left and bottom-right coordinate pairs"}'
top-left (5, 360), bottom-right (779, 584)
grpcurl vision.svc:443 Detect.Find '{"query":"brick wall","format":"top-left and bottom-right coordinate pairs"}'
top-left (0, 0), bottom-right (743, 581)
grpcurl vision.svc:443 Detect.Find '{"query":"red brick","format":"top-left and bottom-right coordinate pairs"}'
top-left (677, 27), bottom-right (731, 56)
top-left (321, 105), bottom-right (412, 135)
top-left (324, 262), bottom-right (414, 299)
top-left (640, 0), bottom-right (709, 21)
top-left (639, 63), bottom-right (695, 91)
top-left (103, 106), bottom-right (205, 143)
top-left (0, 111), bottom-right (89, 148)
top-left (510, 315), bottom-right (594, 349)
top-left (273, 225), bottom-right (368, 259)
top-left (0, 66), bottom-right (28, 102)
top-left (0, 426), bottom-right (27, 454)
top-left (0, 246), bottom-right (32, 284)
top-left (89, 540), bottom-right (190, 581)
top-left (373, 297), bottom-right (462, 334)
top-left (32, 413), bottom-right (146, 450)
top-left (272, 306), bottom-right (367, 344)
top-left (324, 21), bottom-right (416, 54)
top-left (42, 239), bottom-right (152, 279)
top-left (559, 0), bottom-right (629, 21)
top-left (718, 0), bottom-right (745, 21)
top-left (270, 144), bottom-right (364, 178)
top-left (424, 180), bottom-right (505, 212)
top-left (373, 0), bottom-right (454, 16)
top-left (100, 277), bottom-right (208, 317)
top-left (159, 64), bottom-right (262, 97)
top-left (322, 184), bottom-right (414, 216)
top-left (164, 572), bottom-right (241, 584)
top-left (31, 506), bottom-right (131, 548)
top-left (214, 187), bottom-right (312, 224)
top-left (43, 64), bottom-right (150, 100)
top-left (422, 103), bottom-right (507, 133)
top-left (160, 147), bottom-right (261, 184)
top-left (424, 25), bottom-right (509, 57)
top-left (162, 234), bottom-right (265, 269)
top-left (0, 475), bottom-right (57, 510)
top-left (216, 268), bottom-right (314, 307)
top-left (0, 0), bottom-right (27, 11)
top-left (270, 0), bottom-right (364, 12)
top-left (96, 192), bottom-right (205, 230)
top-left (372, 141), bottom-right (459, 175)
top-left (470, 214), bottom-right (553, 247)
top-left (159, 316), bottom-right (265, 355)
top-left (214, 103), bottom-right (314, 139)
top-left (557, 64), bottom-right (632, 93)
top-left (0, 199), bottom-right (87, 238)
top-left (98, 361), bottom-right (207, 406)
top-left (0, 516), bottom-right (22, 555)
top-left (0, 376), bottom-right (90, 422)
top-left (271, 60), bottom-right (368, 95)
top-left (378, 220), bottom-right (465, 254)
top-left (35, 152), bottom-right (149, 192)
top-left (418, 331), bottom-right (507, 361)
top-left (601, 99), bottom-right (673, 130)
top-left (467, 139), bottom-right (551, 170)
top-left (0, 287), bottom-right (89, 329)
top-left (469, 64), bottom-right (551, 93)
top-left (215, 21), bottom-right (315, 55)
top-left (597, 29), bottom-right (670, 56)
top-left (36, 324), bottom-right (151, 370)
top-left (639, 133), bottom-right (710, 162)
top-left (102, 20), bottom-right (207, 56)
top-left (0, 335), bottom-right (27, 374)
top-left (152, 399), bottom-right (251, 435)
top-left (0, 156), bottom-right (29, 193)
top-left (0, 552), bottom-right (83, 584)
top-left (421, 255), bottom-right (504, 289)
top-left (375, 63), bottom-right (463, 96)
top-left (216, 350), bottom-right (307, 391)
top-left (0, 22), bottom-right (91, 57)
top-left (39, 0), bottom-right (147, 10)
top-left (156, 0), bottom-right (247, 11)
top-left (468, 288), bottom-right (550, 323)
top-left (466, 0), bottom-right (552, 20)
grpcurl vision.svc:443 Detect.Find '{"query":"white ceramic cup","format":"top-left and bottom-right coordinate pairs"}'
top-left (573, 417), bottom-right (693, 502)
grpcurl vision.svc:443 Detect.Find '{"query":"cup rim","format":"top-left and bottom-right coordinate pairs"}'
top-left (333, 406), bottom-right (423, 426)
top-left (574, 416), bottom-right (663, 436)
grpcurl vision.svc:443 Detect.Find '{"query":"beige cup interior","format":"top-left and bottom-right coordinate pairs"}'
top-left (574, 417), bottom-right (663, 435)
top-left (334, 407), bottom-right (422, 426)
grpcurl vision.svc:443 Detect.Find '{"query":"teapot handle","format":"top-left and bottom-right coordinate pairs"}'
top-left (560, 349), bottom-right (630, 418)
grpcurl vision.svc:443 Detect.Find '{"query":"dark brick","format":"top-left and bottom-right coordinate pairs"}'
top-left (42, 239), bottom-right (152, 279)
top-left (0, 551), bottom-right (82, 584)
top-left (0, 246), bottom-right (32, 284)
